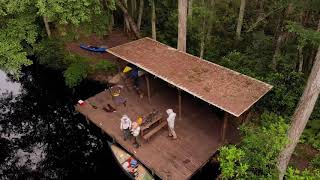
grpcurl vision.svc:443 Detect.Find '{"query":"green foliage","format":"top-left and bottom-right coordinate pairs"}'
top-left (286, 21), bottom-right (320, 47)
top-left (34, 39), bottom-right (67, 69)
top-left (311, 155), bottom-right (320, 168)
top-left (219, 113), bottom-right (289, 179)
top-left (240, 113), bottom-right (289, 178)
top-left (260, 71), bottom-right (305, 116)
top-left (218, 145), bottom-right (248, 179)
top-left (301, 120), bottom-right (320, 150)
top-left (0, 3), bottom-right (38, 77)
top-left (286, 167), bottom-right (320, 179)
top-left (63, 60), bottom-right (89, 88)
top-left (91, 60), bottom-right (116, 73)
top-left (0, 0), bottom-right (115, 76)
top-left (36, 0), bottom-right (103, 26)
top-left (220, 51), bottom-right (256, 77)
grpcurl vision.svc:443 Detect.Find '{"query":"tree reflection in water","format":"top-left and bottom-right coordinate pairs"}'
top-left (0, 65), bottom-right (128, 179)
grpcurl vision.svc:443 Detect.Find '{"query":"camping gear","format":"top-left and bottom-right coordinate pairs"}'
top-left (103, 104), bottom-right (116, 113)
top-left (107, 141), bottom-right (154, 180)
top-left (88, 101), bottom-right (98, 109)
top-left (80, 44), bottom-right (107, 52)
top-left (123, 66), bottom-right (133, 73)
top-left (137, 117), bottom-right (143, 125)
top-left (78, 100), bottom-right (85, 106)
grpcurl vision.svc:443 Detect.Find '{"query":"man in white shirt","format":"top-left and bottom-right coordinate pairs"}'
top-left (120, 115), bottom-right (132, 141)
top-left (131, 122), bottom-right (141, 148)
top-left (166, 109), bottom-right (177, 139)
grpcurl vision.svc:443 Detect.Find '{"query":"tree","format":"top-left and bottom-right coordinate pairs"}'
top-left (199, 0), bottom-right (215, 59)
top-left (236, 0), bottom-right (246, 40)
top-left (178, 0), bottom-right (188, 51)
top-left (151, 0), bottom-right (156, 39)
top-left (117, 0), bottom-right (141, 38)
top-left (42, 16), bottom-right (51, 38)
top-left (277, 20), bottom-right (320, 180)
top-left (0, 0), bottom-right (37, 76)
top-left (137, 0), bottom-right (144, 30)
top-left (188, 0), bottom-right (193, 17)
top-left (123, 0), bottom-right (131, 32)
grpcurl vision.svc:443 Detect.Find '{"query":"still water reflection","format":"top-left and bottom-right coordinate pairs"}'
top-left (0, 65), bottom-right (128, 179)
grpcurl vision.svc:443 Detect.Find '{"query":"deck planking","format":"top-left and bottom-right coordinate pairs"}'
top-left (76, 84), bottom-right (236, 180)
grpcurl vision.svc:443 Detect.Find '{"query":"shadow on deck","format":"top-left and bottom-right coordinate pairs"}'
top-left (76, 78), bottom-right (239, 180)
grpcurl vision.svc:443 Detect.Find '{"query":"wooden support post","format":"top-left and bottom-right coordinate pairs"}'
top-left (222, 112), bottom-right (228, 142)
top-left (178, 89), bottom-right (182, 120)
top-left (242, 108), bottom-right (253, 124)
top-left (116, 58), bottom-right (121, 73)
top-left (145, 74), bottom-right (151, 103)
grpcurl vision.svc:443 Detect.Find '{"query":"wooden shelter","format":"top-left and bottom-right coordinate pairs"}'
top-left (107, 37), bottom-right (272, 118)
top-left (76, 37), bottom-right (273, 179)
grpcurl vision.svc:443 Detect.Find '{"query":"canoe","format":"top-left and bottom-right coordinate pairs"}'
top-left (80, 44), bottom-right (107, 52)
top-left (107, 141), bottom-right (154, 180)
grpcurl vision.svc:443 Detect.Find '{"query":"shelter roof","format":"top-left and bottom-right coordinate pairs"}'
top-left (108, 38), bottom-right (272, 117)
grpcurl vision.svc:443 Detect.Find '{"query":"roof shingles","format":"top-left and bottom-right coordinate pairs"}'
top-left (108, 37), bottom-right (272, 117)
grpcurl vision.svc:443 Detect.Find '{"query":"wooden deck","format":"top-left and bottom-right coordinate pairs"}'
top-left (76, 80), bottom-right (238, 180)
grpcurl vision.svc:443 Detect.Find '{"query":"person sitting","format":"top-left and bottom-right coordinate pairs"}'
top-left (131, 122), bottom-right (141, 148)
top-left (108, 85), bottom-right (127, 107)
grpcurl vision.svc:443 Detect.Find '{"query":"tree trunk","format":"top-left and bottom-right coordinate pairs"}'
top-left (271, 4), bottom-right (293, 69)
top-left (178, 0), bottom-right (188, 52)
top-left (236, 0), bottom-right (246, 40)
top-left (272, 33), bottom-right (285, 69)
top-left (131, 0), bottom-right (137, 18)
top-left (298, 46), bottom-right (304, 72)
top-left (43, 16), bottom-right (51, 38)
top-left (188, 0), bottom-right (193, 17)
top-left (151, 0), bottom-right (156, 40)
top-left (137, 0), bottom-right (144, 31)
top-left (199, 0), bottom-right (215, 59)
top-left (123, 0), bottom-right (131, 33)
top-left (199, 20), bottom-right (206, 59)
top-left (307, 49), bottom-right (317, 73)
top-left (117, 0), bottom-right (141, 38)
top-left (277, 20), bottom-right (320, 180)
top-left (257, 0), bottom-right (264, 20)
top-left (109, 13), bottom-right (114, 32)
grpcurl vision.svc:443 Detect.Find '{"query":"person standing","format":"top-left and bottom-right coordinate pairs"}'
top-left (131, 122), bottom-right (141, 148)
top-left (120, 115), bottom-right (132, 141)
top-left (166, 109), bottom-right (177, 139)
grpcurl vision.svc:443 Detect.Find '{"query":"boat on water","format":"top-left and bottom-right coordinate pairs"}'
top-left (107, 141), bottom-right (154, 180)
top-left (80, 44), bottom-right (107, 52)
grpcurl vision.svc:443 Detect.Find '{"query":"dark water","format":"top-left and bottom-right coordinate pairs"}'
top-left (0, 64), bottom-right (130, 179)
top-left (0, 64), bottom-right (218, 180)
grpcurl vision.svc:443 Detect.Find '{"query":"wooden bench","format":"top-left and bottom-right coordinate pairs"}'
top-left (140, 115), bottom-right (163, 136)
top-left (142, 121), bottom-right (167, 141)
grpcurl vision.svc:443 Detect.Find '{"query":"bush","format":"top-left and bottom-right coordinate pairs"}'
top-left (311, 155), bottom-right (320, 168)
top-left (63, 61), bottom-right (90, 88)
top-left (286, 167), bottom-right (320, 179)
top-left (218, 113), bottom-right (289, 179)
top-left (259, 71), bottom-right (305, 117)
top-left (218, 145), bottom-right (248, 179)
top-left (34, 39), bottom-right (67, 69)
top-left (301, 120), bottom-right (320, 150)
top-left (91, 60), bottom-right (116, 73)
